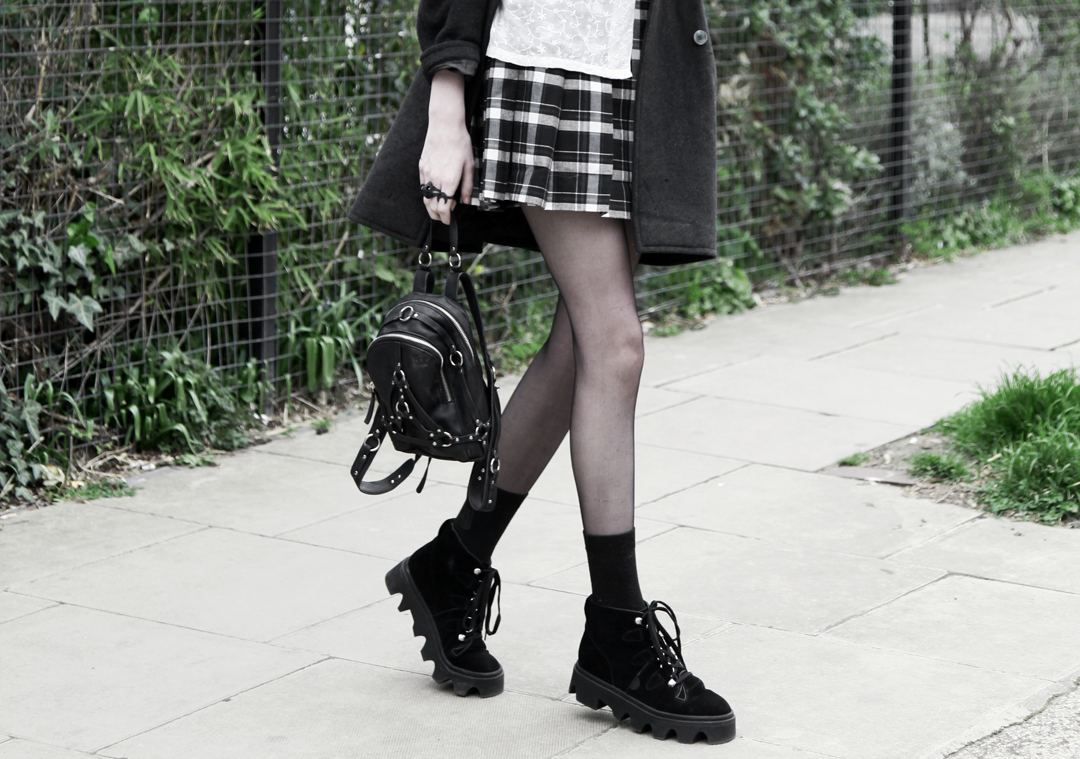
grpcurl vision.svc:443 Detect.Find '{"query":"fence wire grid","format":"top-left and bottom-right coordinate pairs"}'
top-left (2, 0), bottom-right (1079, 457)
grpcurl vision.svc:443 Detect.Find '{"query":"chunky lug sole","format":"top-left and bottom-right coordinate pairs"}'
top-left (569, 663), bottom-right (736, 745)
top-left (385, 559), bottom-right (504, 698)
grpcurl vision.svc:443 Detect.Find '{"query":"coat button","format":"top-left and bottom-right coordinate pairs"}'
top-left (693, 29), bottom-right (709, 46)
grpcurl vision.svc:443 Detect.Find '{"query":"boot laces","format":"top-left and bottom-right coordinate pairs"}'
top-left (640, 600), bottom-right (692, 688)
top-left (451, 566), bottom-right (501, 656)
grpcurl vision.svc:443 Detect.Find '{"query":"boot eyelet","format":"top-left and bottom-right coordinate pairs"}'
top-left (634, 617), bottom-right (642, 625)
top-left (668, 678), bottom-right (676, 687)
top-left (474, 567), bottom-right (482, 575)
top-left (458, 634), bottom-right (466, 642)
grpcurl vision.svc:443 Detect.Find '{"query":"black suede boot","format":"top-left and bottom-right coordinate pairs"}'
top-left (385, 519), bottom-right (503, 697)
top-left (569, 596), bottom-right (736, 744)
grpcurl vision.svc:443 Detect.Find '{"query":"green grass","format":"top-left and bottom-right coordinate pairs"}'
top-left (57, 479), bottom-right (138, 501)
top-left (837, 267), bottom-right (898, 287)
top-left (938, 367), bottom-right (1080, 523)
top-left (312, 418), bottom-right (332, 435)
top-left (908, 451), bottom-right (969, 482)
top-left (838, 452), bottom-right (870, 466)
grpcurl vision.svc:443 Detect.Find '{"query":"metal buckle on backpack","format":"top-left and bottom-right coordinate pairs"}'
top-left (393, 368), bottom-right (407, 385)
top-left (449, 350), bottom-right (464, 367)
top-left (398, 305), bottom-right (414, 321)
top-left (435, 430), bottom-right (455, 448)
top-left (364, 434), bottom-right (381, 452)
top-left (395, 400), bottom-right (410, 417)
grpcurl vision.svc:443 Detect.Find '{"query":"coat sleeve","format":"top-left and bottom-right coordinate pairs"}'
top-left (417, 0), bottom-right (489, 81)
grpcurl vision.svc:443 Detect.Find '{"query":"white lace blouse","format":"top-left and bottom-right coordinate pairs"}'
top-left (486, 0), bottom-right (637, 79)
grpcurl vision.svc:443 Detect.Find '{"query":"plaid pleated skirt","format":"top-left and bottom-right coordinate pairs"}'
top-left (468, 0), bottom-right (650, 220)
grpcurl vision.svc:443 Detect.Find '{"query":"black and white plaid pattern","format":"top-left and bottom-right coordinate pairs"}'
top-left (468, 0), bottom-right (649, 220)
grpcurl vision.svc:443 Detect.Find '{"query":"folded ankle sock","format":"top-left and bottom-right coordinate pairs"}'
top-left (452, 487), bottom-right (528, 563)
top-left (583, 529), bottom-right (645, 610)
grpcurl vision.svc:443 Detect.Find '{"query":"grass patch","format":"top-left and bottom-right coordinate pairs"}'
top-left (937, 367), bottom-right (1080, 523)
top-left (838, 452), bottom-right (870, 466)
top-left (837, 267), bottom-right (898, 287)
top-left (908, 451), bottom-right (969, 482)
top-left (57, 479), bottom-right (138, 502)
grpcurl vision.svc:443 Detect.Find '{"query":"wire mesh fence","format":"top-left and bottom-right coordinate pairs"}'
top-left (2, 0), bottom-right (1079, 474)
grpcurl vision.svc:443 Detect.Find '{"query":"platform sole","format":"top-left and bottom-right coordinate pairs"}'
top-left (569, 663), bottom-right (736, 744)
top-left (385, 559), bottom-right (504, 698)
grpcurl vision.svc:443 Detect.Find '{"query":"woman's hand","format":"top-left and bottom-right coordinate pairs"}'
top-left (419, 70), bottom-right (473, 225)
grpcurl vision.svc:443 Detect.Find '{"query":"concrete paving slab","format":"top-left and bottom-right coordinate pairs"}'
top-left (821, 332), bottom-right (1076, 385)
top-left (280, 485), bottom-right (671, 585)
top-left (0, 502), bottom-right (202, 589)
top-left (121, 450), bottom-right (400, 537)
top-left (276, 481), bottom-right (470, 561)
top-left (527, 438), bottom-right (745, 508)
top-left (705, 624), bottom-right (1049, 759)
top-left (667, 355), bottom-right (974, 427)
top-left (535, 527), bottom-right (943, 634)
top-left (17, 528), bottom-right (392, 642)
top-left (824, 575), bottom-right (1080, 680)
top-left (0, 741), bottom-right (97, 758)
top-left (635, 386), bottom-right (697, 417)
top-left (0, 591), bottom-right (54, 625)
top-left (0, 605), bottom-right (317, 753)
top-left (640, 333), bottom-right (754, 387)
top-left (947, 682), bottom-right (1080, 759)
top-left (562, 730), bottom-right (840, 758)
top-left (635, 396), bottom-right (912, 471)
top-left (689, 306), bottom-right (898, 360)
top-left (876, 305), bottom-right (1080, 351)
top-left (891, 517), bottom-right (1080, 595)
top-left (103, 658), bottom-right (610, 759)
top-left (637, 466), bottom-right (976, 559)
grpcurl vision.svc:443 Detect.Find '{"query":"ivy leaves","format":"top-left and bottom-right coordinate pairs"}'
top-left (0, 205), bottom-right (133, 332)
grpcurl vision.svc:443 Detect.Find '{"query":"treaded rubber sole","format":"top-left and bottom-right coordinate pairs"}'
top-left (385, 559), bottom-right (504, 698)
top-left (569, 662), bottom-right (736, 745)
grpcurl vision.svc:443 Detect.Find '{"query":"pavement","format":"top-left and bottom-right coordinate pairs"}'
top-left (2, 231), bottom-right (1080, 759)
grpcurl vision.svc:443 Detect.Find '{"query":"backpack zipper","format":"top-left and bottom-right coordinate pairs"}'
top-left (414, 302), bottom-right (477, 365)
top-left (368, 333), bottom-right (452, 402)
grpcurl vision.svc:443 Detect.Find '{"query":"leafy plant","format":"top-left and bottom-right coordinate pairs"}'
top-left (99, 347), bottom-right (262, 453)
top-left (908, 451), bottom-right (969, 482)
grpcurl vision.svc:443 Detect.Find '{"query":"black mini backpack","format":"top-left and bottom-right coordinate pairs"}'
top-left (351, 215), bottom-right (502, 511)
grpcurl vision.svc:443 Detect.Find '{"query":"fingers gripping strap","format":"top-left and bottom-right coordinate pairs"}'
top-left (351, 404), bottom-right (420, 495)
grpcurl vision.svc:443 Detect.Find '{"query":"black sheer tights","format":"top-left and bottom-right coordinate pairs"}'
top-left (495, 210), bottom-right (643, 536)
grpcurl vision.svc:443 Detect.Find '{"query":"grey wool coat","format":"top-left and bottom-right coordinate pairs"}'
top-left (347, 0), bottom-right (718, 267)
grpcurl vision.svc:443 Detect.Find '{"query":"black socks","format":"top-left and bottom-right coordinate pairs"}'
top-left (452, 487), bottom-right (528, 564)
top-left (583, 529), bottom-right (645, 611)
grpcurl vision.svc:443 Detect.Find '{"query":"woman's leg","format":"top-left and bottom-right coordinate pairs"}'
top-left (452, 221), bottom-right (641, 561)
top-left (520, 209), bottom-right (643, 536)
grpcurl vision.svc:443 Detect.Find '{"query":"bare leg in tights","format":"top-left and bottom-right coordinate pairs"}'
top-left (496, 218), bottom-right (642, 505)
top-left (455, 210), bottom-right (645, 607)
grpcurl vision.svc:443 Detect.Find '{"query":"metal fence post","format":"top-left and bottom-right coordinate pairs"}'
top-left (247, 0), bottom-right (281, 409)
top-left (889, 0), bottom-right (912, 246)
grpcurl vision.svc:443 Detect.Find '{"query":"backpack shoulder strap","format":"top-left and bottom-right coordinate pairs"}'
top-left (458, 270), bottom-right (501, 512)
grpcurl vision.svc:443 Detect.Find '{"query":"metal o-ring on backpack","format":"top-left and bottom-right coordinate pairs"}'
top-left (351, 213), bottom-right (502, 512)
